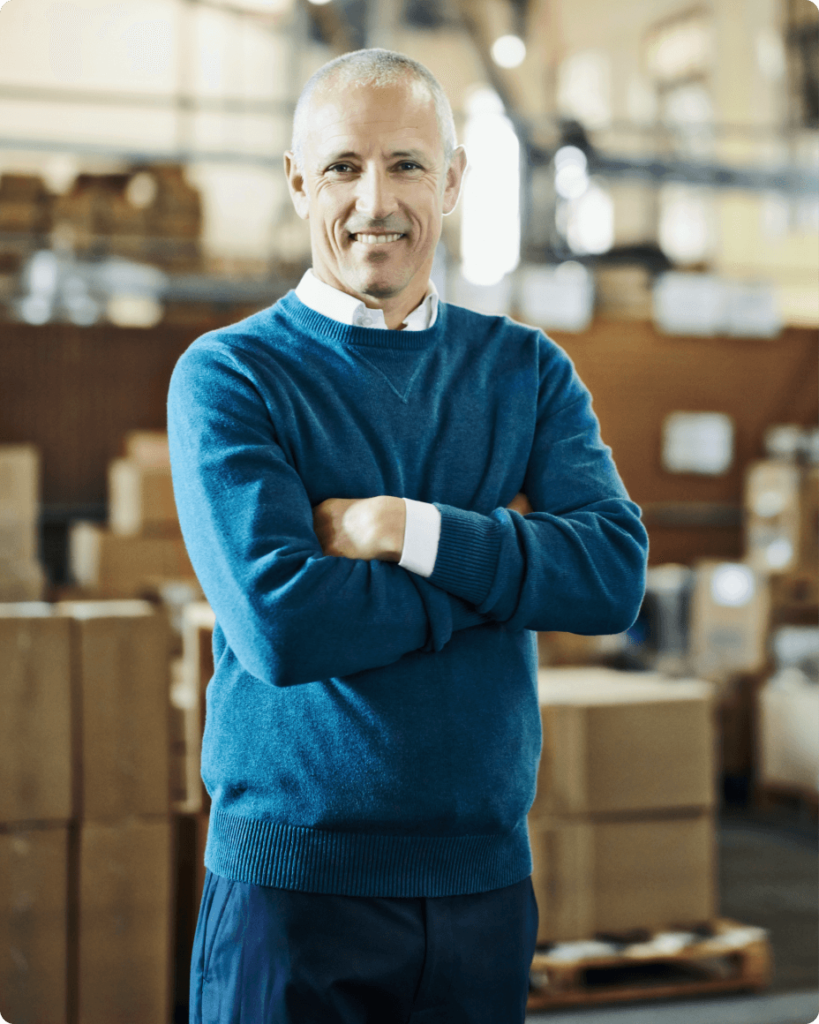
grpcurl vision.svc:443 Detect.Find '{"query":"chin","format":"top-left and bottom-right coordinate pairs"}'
top-left (361, 281), bottom-right (402, 299)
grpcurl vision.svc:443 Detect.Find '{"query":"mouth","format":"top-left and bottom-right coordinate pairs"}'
top-left (349, 232), bottom-right (405, 245)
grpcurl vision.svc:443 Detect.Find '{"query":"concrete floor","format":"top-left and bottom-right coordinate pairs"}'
top-left (527, 803), bottom-right (819, 1023)
top-left (526, 989), bottom-right (818, 1024)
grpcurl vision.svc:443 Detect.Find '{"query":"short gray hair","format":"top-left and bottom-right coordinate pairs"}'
top-left (291, 48), bottom-right (457, 172)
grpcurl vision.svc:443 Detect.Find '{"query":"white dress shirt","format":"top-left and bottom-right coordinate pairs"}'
top-left (295, 269), bottom-right (442, 577)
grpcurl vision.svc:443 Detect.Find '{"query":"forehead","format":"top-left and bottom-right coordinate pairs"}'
top-left (304, 77), bottom-right (442, 162)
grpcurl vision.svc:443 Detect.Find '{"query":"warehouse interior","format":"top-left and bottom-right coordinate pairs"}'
top-left (0, 0), bottom-right (817, 1021)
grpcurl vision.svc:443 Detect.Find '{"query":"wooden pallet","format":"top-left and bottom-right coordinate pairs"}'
top-left (527, 919), bottom-right (772, 1011)
top-left (755, 780), bottom-right (819, 820)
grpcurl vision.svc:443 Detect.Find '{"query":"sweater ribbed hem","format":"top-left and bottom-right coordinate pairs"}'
top-left (428, 503), bottom-right (501, 607)
top-left (204, 809), bottom-right (532, 897)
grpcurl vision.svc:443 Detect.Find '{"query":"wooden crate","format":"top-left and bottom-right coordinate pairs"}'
top-left (528, 918), bottom-right (771, 1011)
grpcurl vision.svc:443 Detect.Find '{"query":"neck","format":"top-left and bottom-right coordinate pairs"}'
top-left (312, 267), bottom-right (431, 330)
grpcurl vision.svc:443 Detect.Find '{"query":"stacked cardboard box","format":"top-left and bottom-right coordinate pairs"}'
top-left (0, 173), bottom-right (52, 235)
top-left (0, 601), bottom-right (174, 1024)
top-left (746, 460), bottom-right (804, 574)
top-left (745, 459), bottom-right (819, 610)
top-left (171, 602), bottom-right (214, 1008)
top-left (171, 602), bottom-right (214, 815)
top-left (689, 561), bottom-right (771, 683)
top-left (69, 431), bottom-right (197, 598)
top-left (757, 674), bottom-right (819, 795)
top-left (756, 626), bottom-right (819, 797)
top-left (0, 603), bottom-right (73, 1024)
top-left (0, 824), bottom-right (72, 1024)
top-left (60, 600), bottom-right (173, 1024)
top-left (0, 445), bottom-right (45, 601)
top-left (51, 167), bottom-right (202, 271)
top-left (529, 668), bottom-right (717, 944)
top-left (594, 265), bottom-right (653, 321)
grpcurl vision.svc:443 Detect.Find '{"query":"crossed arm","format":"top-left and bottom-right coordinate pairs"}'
top-left (313, 492), bottom-right (534, 562)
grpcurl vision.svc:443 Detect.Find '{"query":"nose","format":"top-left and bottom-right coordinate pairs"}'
top-left (354, 165), bottom-right (397, 221)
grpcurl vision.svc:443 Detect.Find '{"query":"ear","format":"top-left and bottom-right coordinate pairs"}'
top-left (284, 151), bottom-right (310, 220)
top-left (442, 146), bottom-right (468, 216)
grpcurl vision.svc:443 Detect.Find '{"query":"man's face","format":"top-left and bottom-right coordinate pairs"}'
top-left (285, 76), bottom-right (465, 307)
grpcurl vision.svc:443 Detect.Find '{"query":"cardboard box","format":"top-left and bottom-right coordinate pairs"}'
top-left (530, 811), bottom-right (716, 943)
top-left (0, 444), bottom-right (39, 522)
top-left (758, 676), bottom-right (819, 793)
top-left (169, 656), bottom-right (203, 813)
top-left (536, 631), bottom-right (626, 667)
top-left (799, 467), bottom-right (818, 574)
top-left (0, 515), bottom-right (37, 562)
top-left (171, 602), bottom-right (215, 813)
top-left (0, 606), bottom-right (74, 823)
top-left (689, 561), bottom-right (770, 681)
top-left (0, 824), bottom-right (70, 1024)
top-left (745, 460), bottom-right (802, 573)
top-left (124, 430), bottom-right (170, 468)
top-left (146, 578), bottom-right (205, 656)
top-left (56, 601), bottom-right (170, 820)
top-left (69, 521), bottom-right (196, 597)
top-left (109, 459), bottom-right (179, 537)
top-left (78, 817), bottom-right (172, 1024)
top-left (172, 812), bottom-right (209, 1006)
top-left (532, 668), bottom-right (715, 818)
top-left (0, 559), bottom-right (45, 602)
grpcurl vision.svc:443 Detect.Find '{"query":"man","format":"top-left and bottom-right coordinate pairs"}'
top-left (169, 48), bottom-right (648, 1024)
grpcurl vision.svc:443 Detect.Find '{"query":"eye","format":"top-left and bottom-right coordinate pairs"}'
top-left (396, 161), bottom-right (422, 171)
top-left (327, 163), bottom-right (355, 174)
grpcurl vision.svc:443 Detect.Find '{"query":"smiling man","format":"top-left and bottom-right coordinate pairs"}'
top-left (169, 48), bottom-right (648, 1024)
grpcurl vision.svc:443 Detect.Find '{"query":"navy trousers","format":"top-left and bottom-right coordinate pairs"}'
top-left (190, 870), bottom-right (538, 1023)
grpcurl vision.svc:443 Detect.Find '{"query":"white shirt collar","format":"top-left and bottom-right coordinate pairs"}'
top-left (295, 268), bottom-right (438, 331)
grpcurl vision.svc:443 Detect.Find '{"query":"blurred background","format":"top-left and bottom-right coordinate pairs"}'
top-left (0, 1), bottom-right (817, 1023)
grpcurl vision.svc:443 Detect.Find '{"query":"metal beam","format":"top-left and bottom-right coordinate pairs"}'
top-left (0, 83), bottom-right (291, 116)
top-left (0, 136), bottom-right (281, 168)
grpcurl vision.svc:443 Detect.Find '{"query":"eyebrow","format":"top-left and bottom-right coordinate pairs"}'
top-left (322, 148), bottom-right (429, 165)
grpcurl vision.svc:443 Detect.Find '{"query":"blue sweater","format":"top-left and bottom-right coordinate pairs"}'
top-left (167, 291), bottom-right (648, 897)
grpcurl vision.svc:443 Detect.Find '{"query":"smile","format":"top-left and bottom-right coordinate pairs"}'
top-left (350, 233), bottom-right (405, 244)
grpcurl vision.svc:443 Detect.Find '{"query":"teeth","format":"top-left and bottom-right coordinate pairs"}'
top-left (354, 233), bottom-right (403, 244)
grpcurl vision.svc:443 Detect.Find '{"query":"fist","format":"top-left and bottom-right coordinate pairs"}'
top-left (507, 492), bottom-right (533, 515)
top-left (312, 496), bottom-right (406, 561)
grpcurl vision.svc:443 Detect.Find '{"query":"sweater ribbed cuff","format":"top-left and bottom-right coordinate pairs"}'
top-left (428, 504), bottom-right (501, 608)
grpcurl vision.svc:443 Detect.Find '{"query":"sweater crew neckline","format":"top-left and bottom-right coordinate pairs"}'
top-left (279, 290), bottom-right (444, 351)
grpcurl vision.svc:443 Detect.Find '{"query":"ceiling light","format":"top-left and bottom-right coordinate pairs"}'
top-left (222, 0), bottom-right (295, 11)
top-left (554, 146), bottom-right (589, 200)
top-left (491, 35), bottom-right (526, 69)
top-left (710, 565), bottom-right (755, 607)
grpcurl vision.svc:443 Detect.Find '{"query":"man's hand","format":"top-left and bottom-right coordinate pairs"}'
top-left (313, 493), bottom-right (532, 563)
top-left (507, 492), bottom-right (533, 515)
top-left (312, 496), bottom-right (406, 561)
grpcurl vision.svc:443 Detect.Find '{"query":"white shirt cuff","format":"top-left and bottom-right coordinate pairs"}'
top-left (399, 498), bottom-right (441, 578)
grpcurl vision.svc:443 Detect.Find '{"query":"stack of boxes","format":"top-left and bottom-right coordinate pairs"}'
top-left (51, 166), bottom-right (202, 272)
top-left (0, 445), bottom-right (45, 602)
top-left (0, 600), bottom-right (173, 1024)
top-left (757, 621), bottom-right (819, 800)
top-left (744, 431), bottom-right (819, 800)
top-left (689, 562), bottom-right (771, 683)
top-left (170, 602), bottom-right (215, 1001)
top-left (69, 431), bottom-right (197, 598)
top-left (171, 601), bottom-right (214, 818)
top-left (745, 450), bottom-right (819, 613)
top-left (0, 173), bottom-right (52, 238)
top-left (0, 604), bottom-right (73, 1024)
top-left (529, 668), bottom-right (717, 944)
